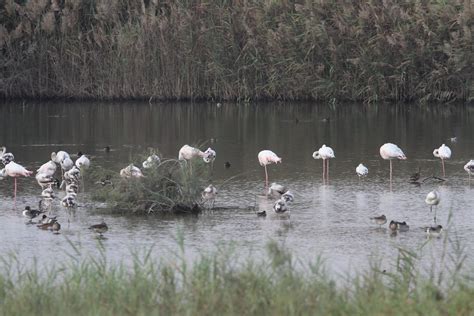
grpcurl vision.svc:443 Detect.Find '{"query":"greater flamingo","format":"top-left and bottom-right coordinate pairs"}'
top-left (464, 160), bottom-right (474, 184)
top-left (433, 144), bottom-right (451, 177)
top-left (37, 160), bottom-right (57, 177)
top-left (312, 145), bottom-right (335, 181)
top-left (425, 190), bottom-right (440, 223)
top-left (203, 147), bottom-right (216, 163)
top-left (379, 143), bottom-right (406, 184)
top-left (75, 153), bottom-right (90, 169)
top-left (356, 163), bottom-right (368, 178)
top-left (0, 147), bottom-right (14, 165)
top-left (120, 164), bottom-right (143, 178)
top-left (257, 150), bottom-right (282, 188)
top-left (178, 145), bottom-right (206, 161)
top-left (142, 154), bottom-right (160, 169)
top-left (5, 161), bottom-right (33, 201)
top-left (202, 184), bottom-right (218, 208)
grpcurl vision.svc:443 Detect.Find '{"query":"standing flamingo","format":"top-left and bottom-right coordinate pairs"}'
top-left (425, 190), bottom-right (440, 223)
top-left (178, 145), bottom-right (206, 161)
top-left (464, 160), bottom-right (474, 184)
top-left (312, 145), bottom-right (335, 181)
top-left (258, 150), bottom-right (282, 188)
top-left (433, 144), bottom-right (451, 177)
top-left (37, 159), bottom-right (57, 177)
top-left (5, 161), bottom-right (33, 201)
top-left (379, 143), bottom-right (407, 184)
top-left (75, 153), bottom-right (90, 169)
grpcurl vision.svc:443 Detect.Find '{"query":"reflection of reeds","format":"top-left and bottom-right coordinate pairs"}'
top-left (0, 0), bottom-right (471, 102)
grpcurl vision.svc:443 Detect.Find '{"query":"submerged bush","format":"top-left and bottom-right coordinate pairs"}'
top-left (0, 0), bottom-right (471, 103)
top-left (88, 157), bottom-right (212, 214)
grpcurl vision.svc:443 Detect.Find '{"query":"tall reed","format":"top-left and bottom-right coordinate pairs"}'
top-left (0, 0), bottom-right (472, 103)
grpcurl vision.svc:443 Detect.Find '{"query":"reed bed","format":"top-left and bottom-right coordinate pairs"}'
top-left (88, 157), bottom-right (210, 214)
top-left (0, 0), bottom-right (471, 103)
top-left (0, 240), bottom-right (472, 315)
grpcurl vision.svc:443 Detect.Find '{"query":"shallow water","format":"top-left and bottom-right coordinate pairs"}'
top-left (0, 101), bottom-right (473, 275)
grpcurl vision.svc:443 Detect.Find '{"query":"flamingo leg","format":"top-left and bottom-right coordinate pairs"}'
top-left (322, 159), bottom-right (325, 182)
top-left (434, 207), bottom-right (437, 224)
top-left (264, 165), bottom-right (268, 188)
top-left (14, 177), bottom-right (17, 204)
top-left (389, 160), bottom-right (393, 183)
top-left (327, 159), bottom-right (330, 183)
top-left (441, 159), bottom-right (445, 177)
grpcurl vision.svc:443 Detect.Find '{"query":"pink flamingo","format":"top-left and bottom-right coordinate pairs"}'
top-left (5, 161), bottom-right (33, 201)
top-left (433, 144), bottom-right (451, 177)
top-left (380, 143), bottom-right (407, 184)
top-left (312, 145), bottom-right (335, 181)
top-left (178, 145), bottom-right (206, 161)
top-left (258, 150), bottom-right (282, 187)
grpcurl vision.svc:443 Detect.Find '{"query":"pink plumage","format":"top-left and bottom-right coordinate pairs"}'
top-left (258, 150), bottom-right (281, 188)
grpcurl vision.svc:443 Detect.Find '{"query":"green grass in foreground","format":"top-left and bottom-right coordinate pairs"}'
top-left (0, 240), bottom-right (472, 315)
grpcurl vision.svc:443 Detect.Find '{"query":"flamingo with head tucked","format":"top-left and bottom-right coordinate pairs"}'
top-left (379, 143), bottom-right (406, 184)
top-left (313, 145), bottom-right (335, 181)
top-left (463, 160), bottom-right (474, 184)
top-left (5, 161), bottom-right (33, 201)
top-left (258, 150), bottom-right (282, 188)
top-left (433, 144), bottom-right (451, 177)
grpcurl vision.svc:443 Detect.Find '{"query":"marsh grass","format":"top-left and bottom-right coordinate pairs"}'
top-left (0, 0), bottom-right (471, 103)
top-left (87, 157), bottom-right (210, 214)
top-left (0, 238), bottom-right (472, 315)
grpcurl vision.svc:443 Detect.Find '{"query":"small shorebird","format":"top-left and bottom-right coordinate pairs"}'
top-left (370, 215), bottom-right (387, 227)
top-left (356, 163), bottom-right (368, 178)
top-left (426, 225), bottom-right (443, 238)
top-left (89, 220), bottom-right (108, 236)
top-left (258, 150), bottom-right (282, 188)
top-left (433, 144), bottom-right (451, 177)
top-left (23, 206), bottom-right (44, 221)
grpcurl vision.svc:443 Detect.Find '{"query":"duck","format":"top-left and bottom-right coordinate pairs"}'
top-left (89, 220), bottom-right (108, 236)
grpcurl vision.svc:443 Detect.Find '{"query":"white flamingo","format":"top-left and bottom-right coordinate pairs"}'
top-left (433, 144), bottom-right (451, 177)
top-left (120, 164), bottom-right (143, 178)
top-left (60, 156), bottom-right (74, 173)
top-left (257, 150), bottom-right (282, 187)
top-left (425, 190), bottom-right (440, 223)
top-left (0, 147), bottom-right (14, 165)
top-left (202, 184), bottom-right (218, 208)
top-left (313, 145), bottom-right (335, 181)
top-left (51, 151), bottom-right (70, 164)
top-left (178, 145), bottom-right (206, 161)
top-left (356, 163), bottom-right (368, 178)
top-left (463, 160), bottom-right (474, 184)
top-left (5, 161), bottom-right (33, 201)
top-left (142, 154), bottom-right (160, 169)
top-left (379, 143), bottom-right (407, 184)
top-left (35, 172), bottom-right (58, 189)
top-left (37, 160), bottom-right (57, 177)
top-left (75, 154), bottom-right (90, 169)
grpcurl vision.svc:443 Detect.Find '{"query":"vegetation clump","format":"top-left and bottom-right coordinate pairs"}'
top-left (89, 157), bottom-right (211, 214)
top-left (0, 0), bottom-right (471, 103)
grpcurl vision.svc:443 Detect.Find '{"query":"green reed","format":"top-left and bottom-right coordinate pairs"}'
top-left (0, 238), bottom-right (472, 315)
top-left (0, 0), bottom-right (471, 103)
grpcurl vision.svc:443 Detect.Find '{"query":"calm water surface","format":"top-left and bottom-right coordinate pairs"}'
top-left (0, 102), bottom-right (473, 275)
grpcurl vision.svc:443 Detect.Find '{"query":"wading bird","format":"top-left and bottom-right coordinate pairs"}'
top-left (142, 154), bottom-right (160, 169)
top-left (258, 150), bottom-right (282, 188)
top-left (313, 145), bottom-right (335, 181)
top-left (75, 153), bottom-right (90, 169)
top-left (120, 164), bottom-right (143, 178)
top-left (356, 163), bottom-right (368, 178)
top-left (425, 190), bottom-right (440, 223)
top-left (202, 184), bottom-right (218, 209)
top-left (178, 145), bottom-right (206, 161)
top-left (379, 143), bottom-right (406, 185)
top-left (22, 206), bottom-right (44, 221)
top-left (5, 161), bottom-right (33, 201)
top-left (0, 147), bottom-right (14, 165)
top-left (464, 160), bottom-right (474, 184)
top-left (203, 147), bottom-right (216, 163)
top-left (433, 144), bottom-right (451, 177)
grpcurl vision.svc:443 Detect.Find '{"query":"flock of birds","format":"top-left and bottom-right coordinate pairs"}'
top-left (1, 141), bottom-right (474, 239)
top-left (1, 146), bottom-right (108, 236)
top-left (255, 142), bottom-right (473, 238)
